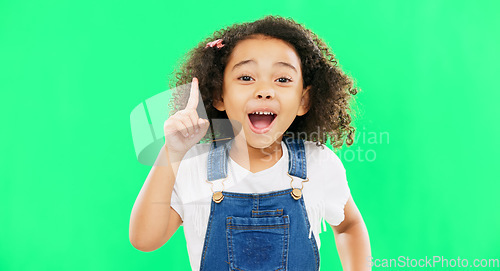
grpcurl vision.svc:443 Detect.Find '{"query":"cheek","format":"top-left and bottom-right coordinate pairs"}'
top-left (281, 93), bottom-right (302, 106)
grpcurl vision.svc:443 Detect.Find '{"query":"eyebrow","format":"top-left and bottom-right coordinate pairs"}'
top-left (231, 59), bottom-right (297, 73)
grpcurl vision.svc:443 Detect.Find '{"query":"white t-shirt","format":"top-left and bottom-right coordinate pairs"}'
top-left (170, 140), bottom-right (351, 271)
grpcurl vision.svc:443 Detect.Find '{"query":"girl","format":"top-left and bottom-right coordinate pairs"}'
top-left (130, 15), bottom-right (371, 270)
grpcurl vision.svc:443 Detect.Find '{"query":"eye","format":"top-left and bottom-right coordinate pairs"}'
top-left (276, 77), bottom-right (292, 83)
top-left (238, 75), bottom-right (254, 81)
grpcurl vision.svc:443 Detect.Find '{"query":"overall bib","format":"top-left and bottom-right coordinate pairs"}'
top-left (199, 136), bottom-right (320, 271)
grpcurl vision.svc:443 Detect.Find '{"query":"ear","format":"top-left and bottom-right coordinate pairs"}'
top-left (297, 85), bottom-right (311, 116)
top-left (212, 96), bottom-right (225, 111)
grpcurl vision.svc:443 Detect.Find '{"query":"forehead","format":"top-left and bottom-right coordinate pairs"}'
top-left (226, 36), bottom-right (302, 70)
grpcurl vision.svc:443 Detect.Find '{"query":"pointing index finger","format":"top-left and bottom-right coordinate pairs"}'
top-left (185, 77), bottom-right (199, 110)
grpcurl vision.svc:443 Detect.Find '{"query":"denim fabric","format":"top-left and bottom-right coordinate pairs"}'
top-left (283, 136), bottom-right (307, 180)
top-left (200, 137), bottom-right (320, 271)
top-left (207, 139), bottom-right (233, 182)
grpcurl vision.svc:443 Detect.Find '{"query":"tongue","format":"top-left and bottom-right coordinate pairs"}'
top-left (249, 114), bottom-right (274, 129)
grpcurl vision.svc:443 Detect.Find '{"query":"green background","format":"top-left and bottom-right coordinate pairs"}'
top-left (1, 0), bottom-right (499, 270)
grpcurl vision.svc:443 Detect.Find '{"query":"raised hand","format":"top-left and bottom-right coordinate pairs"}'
top-left (163, 77), bottom-right (210, 156)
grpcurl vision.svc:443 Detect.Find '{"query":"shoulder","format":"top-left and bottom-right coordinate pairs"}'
top-left (173, 142), bottom-right (212, 198)
top-left (181, 142), bottom-right (212, 161)
top-left (303, 140), bottom-right (345, 173)
top-left (171, 143), bottom-right (214, 221)
top-left (303, 141), bottom-right (350, 226)
top-left (175, 142), bottom-right (212, 172)
top-left (176, 142), bottom-right (211, 182)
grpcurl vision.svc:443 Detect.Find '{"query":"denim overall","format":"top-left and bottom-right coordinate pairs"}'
top-left (199, 136), bottom-right (320, 271)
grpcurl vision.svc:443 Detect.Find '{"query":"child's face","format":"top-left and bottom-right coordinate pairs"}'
top-left (214, 35), bottom-right (311, 148)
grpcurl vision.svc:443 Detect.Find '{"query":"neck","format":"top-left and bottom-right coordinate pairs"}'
top-left (228, 135), bottom-right (284, 173)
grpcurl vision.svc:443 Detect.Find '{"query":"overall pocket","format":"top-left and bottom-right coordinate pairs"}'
top-left (226, 215), bottom-right (290, 271)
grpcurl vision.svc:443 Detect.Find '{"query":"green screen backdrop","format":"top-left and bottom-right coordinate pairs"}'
top-left (1, 0), bottom-right (499, 270)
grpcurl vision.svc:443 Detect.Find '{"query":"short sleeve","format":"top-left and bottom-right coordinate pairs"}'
top-left (322, 147), bottom-right (351, 226)
top-left (170, 183), bottom-right (184, 225)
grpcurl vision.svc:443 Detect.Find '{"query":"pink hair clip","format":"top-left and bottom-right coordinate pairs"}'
top-left (205, 38), bottom-right (225, 49)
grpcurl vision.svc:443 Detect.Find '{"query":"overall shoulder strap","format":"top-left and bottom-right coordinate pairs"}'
top-left (207, 137), bottom-right (307, 181)
top-left (283, 136), bottom-right (307, 180)
top-left (206, 138), bottom-right (233, 182)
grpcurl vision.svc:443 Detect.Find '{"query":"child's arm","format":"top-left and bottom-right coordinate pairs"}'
top-left (129, 146), bottom-right (185, 252)
top-left (331, 195), bottom-right (372, 271)
top-left (129, 77), bottom-right (210, 252)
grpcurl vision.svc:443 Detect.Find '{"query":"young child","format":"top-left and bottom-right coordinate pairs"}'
top-left (130, 15), bottom-right (371, 271)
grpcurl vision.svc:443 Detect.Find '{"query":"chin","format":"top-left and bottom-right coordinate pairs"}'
top-left (242, 131), bottom-right (282, 150)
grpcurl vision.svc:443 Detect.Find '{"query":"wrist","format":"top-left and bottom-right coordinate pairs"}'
top-left (164, 145), bottom-right (187, 163)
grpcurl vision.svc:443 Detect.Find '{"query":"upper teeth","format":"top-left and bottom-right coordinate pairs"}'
top-left (251, 111), bottom-right (274, 115)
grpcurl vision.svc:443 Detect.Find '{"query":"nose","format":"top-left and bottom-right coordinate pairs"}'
top-left (255, 82), bottom-right (275, 100)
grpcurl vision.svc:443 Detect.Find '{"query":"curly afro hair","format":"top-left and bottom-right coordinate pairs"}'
top-left (168, 15), bottom-right (359, 149)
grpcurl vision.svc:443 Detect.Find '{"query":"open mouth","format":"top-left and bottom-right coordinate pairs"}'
top-left (247, 112), bottom-right (277, 134)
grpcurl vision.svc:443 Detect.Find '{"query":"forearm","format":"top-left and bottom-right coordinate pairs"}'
top-left (129, 145), bottom-right (184, 251)
top-left (334, 220), bottom-right (372, 271)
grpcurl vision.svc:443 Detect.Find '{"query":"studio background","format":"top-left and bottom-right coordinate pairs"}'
top-left (1, 0), bottom-right (499, 270)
